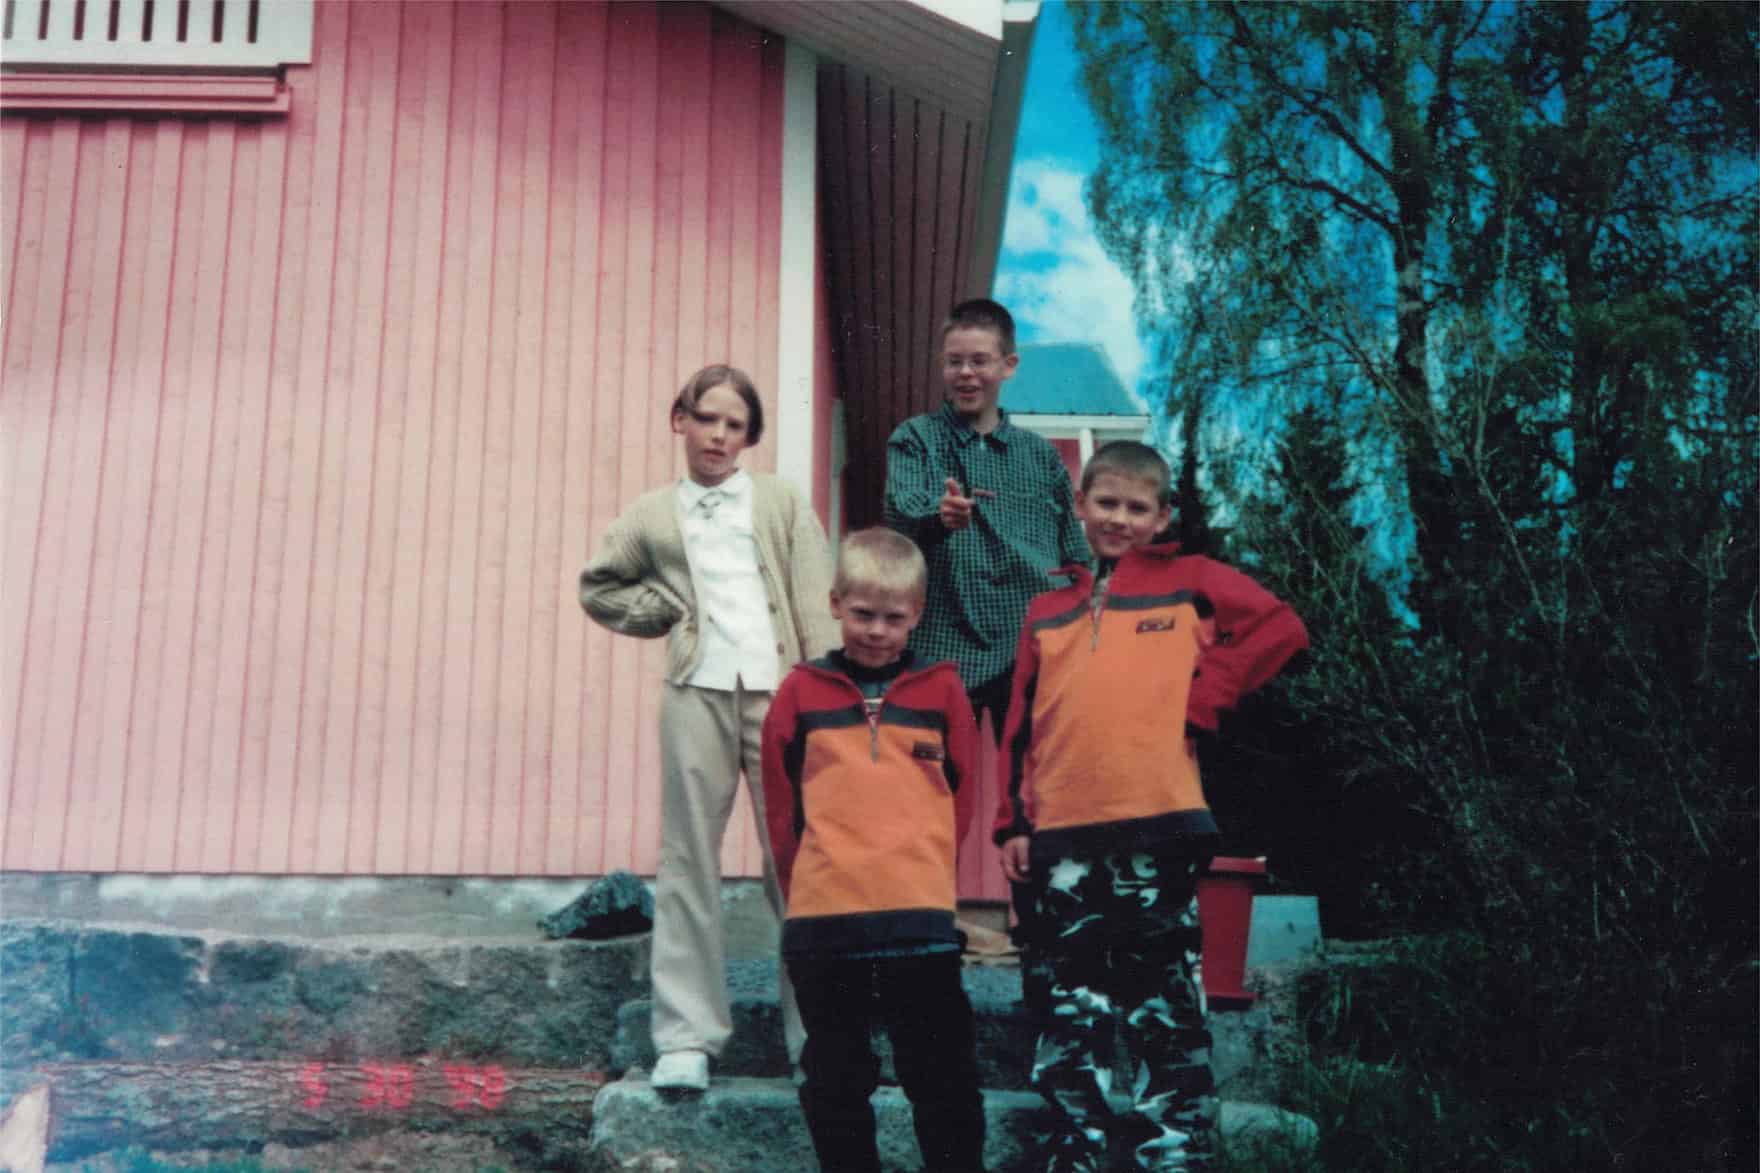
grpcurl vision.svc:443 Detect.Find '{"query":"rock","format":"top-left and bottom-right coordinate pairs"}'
top-left (587, 1075), bottom-right (1317, 1172)
top-left (540, 872), bottom-right (654, 941)
top-left (0, 1083), bottom-right (48, 1173)
top-left (0, 919), bottom-right (651, 1076)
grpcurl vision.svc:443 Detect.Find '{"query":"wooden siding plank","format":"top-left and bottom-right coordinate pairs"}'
top-left (591, 0), bottom-right (646, 874)
top-left (432, 0), bottom-right (504, 875)
top-left (955, 115), bottom-right (987, 321)
top-left (839, 73), bottom-right (879, 527)
top-left (616, 0), bottom-right (662, 876)
top-left (928, 114), bottom-right (966, 406)
top-left (496, 0), bottom-right (559, 875)
top-left (190, 120), bottom-right (260, 874)
top-left (253, 45), bottom-right (323, 875)
top-left (462, 0), bottom-right (522, 876)
top-left (910, 98), bottom-right (943, 424)
top-left (723, 14), bottom-right (763, 378)
top-left (131, 117), bottom-right (204, 873)
top-left (214, 114), bottom-right (290, 873)
top-left (700, 19), bottom-right (733, 365)
top-left (0, 119), bottom-right (64, 868)
top-left (165, 120), bottom-right (240, 872)
top-left (867, 85), bottom-right (896, 504)
top-left (376, 0), bottom-right (456, 876)
top-left (517, 0), bottom-right (575, 877)
top-left (404, 4), bottom-right (471, 873)
top-left (756, 30), bottom-right (786, 417)
top-left (306, 1), bottom-right (393, 875)
top-left (109, 120), bottom-right (186, 873)
top-left (887, 95), bottom-right (917, 431)
top-left (84, 122), bottom-right (161, 870)
top-left (18, 118), bottom-right (95, 871)
top-left (271, 0), bottom-right (350, 874)
top-left (62, 120), bottom-right (137, 871)
top-left (334, 0), bottom-right (406, 873)
top-left (1, 121), bottom-right (28, 343)
top-left (295, 0), bottom-right (368, 874)
top-left (814, 67), bottom-right (858, 516)
top-left (668, 7), bottom-right (710, 413)
top-left (813, 215), bottom-right (836, 527)
top-left (548, 0), bottom-right (609, 876)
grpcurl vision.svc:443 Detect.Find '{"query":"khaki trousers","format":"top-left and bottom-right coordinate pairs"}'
top-left (652, 682), bottom-right (803, 1062)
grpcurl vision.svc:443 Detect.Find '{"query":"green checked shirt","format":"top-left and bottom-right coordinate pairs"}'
top-left (884, 403), bottom-right (1090, 690)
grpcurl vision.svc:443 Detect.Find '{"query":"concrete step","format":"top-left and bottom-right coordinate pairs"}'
top-left (6, 917), bottom-right (1307, 1168)
top-left (613, 959), bottom-right (1273, 1097)
top-left (612, 960), bottom-right (1035, 1089)
top-left (8, 1059), bottom-right (1313, 1173)
top-left (2, 918), bottom-right (650, 1105)
top-left (589, 1075), bottom-right (1317, 1173)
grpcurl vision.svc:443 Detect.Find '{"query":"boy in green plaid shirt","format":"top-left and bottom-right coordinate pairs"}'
top-left (883, 299), bottom-right (1089, 738)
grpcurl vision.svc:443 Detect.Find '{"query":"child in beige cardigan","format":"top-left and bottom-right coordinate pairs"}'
top-left (580, 364), bottom-right (837, 1092)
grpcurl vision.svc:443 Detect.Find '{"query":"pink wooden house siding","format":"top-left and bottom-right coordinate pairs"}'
top-left (1, 0), bottom-right (792, 878)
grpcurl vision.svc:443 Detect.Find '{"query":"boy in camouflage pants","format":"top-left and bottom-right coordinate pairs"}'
top-left (994, 442), bottom-right (1308, 1172)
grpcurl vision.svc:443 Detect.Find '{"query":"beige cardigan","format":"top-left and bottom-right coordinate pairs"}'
top-left (579, 473), bottom-right (839, 684)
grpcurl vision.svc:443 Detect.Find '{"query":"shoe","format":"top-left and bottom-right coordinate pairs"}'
top-left (650, 1049), bottom-right (709, 1092)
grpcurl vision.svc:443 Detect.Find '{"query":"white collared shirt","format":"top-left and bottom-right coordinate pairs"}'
top-left (676, 470), bottom-right (780, 691)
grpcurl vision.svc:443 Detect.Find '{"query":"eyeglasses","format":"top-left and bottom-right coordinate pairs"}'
top-left (942, 354), bottom-right (999, 373)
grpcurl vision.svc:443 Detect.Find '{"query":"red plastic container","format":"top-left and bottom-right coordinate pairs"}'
top-left (1197, 856), bottom-right (1265, 1009)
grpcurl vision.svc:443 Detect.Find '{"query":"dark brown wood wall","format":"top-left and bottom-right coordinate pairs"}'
top-left (817, 62), bottom-right (990, 528)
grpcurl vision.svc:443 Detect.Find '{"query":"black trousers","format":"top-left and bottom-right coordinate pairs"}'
top-left (788, 951), bottom-right (986, 1173)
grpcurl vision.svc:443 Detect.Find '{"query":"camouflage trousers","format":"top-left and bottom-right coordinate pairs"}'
top-left (1024, 847), bottom-right (1216, 1173)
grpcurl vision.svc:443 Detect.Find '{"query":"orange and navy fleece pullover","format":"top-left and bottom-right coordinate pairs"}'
top-left (761, 651), bottom-right (980, 960)
top-left (992, 544), bottom-right (1309, 859)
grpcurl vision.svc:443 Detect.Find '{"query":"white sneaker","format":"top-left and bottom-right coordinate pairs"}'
top-left (650, 1049), bottom-right (709, 1092)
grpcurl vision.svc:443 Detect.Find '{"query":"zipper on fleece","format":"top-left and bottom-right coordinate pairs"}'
top-left (1088, 573), bottom-right (1111, 652)
top-left (806, 659), bottom-right (930, 763)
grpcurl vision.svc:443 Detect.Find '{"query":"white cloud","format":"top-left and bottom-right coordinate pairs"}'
top-left (996, 157), bottom-right (1148, 394)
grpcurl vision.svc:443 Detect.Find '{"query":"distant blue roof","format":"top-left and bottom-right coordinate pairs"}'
top-left (1003, 343), bottom-right (1146, 418)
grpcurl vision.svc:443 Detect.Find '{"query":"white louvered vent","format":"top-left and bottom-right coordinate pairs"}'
top-left (3, 0), bottom-right (312, 70)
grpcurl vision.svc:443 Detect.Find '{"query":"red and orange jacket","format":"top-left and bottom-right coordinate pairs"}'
top-left (992, 544), bottom-right (1308, 859)
top-left (761, 651), bottom-right (980, 959)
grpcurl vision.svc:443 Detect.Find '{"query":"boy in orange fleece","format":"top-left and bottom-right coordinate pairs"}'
top-left (762, 527), bottom-right (985, 1173)
top-left (995, 441), bottom-right (1308, 1173)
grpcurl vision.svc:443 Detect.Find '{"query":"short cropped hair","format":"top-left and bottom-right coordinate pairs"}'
top-left (833, 527), bottom-right (928, 606)
top-left (941, 298), bottom-right (1016, 356)
top-left (672, 364), bottom-right (764, 446)
top-left (1082, 440), bottom-right (1172, 506)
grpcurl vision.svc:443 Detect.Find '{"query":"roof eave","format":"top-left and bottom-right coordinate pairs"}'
top-left (716, 1), bottom-right (1037, 294)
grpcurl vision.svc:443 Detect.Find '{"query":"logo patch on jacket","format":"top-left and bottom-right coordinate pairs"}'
top-left (911, 741), bottom-right (945, 762)
top-left (1136, 616), bottom-right (1177, 634)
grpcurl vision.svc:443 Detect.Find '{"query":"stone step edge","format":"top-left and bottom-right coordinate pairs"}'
top-left (9, 1058), bottom-right (611, 1168)
top-left (590, 1076), bottom-right (1318, 1172)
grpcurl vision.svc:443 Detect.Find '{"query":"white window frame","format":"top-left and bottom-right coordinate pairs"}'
top-left (2, 0), bottom-right (311, 115)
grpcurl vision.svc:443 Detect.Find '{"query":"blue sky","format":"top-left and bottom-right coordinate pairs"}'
top-left (995, 1), bottom-right (1147, 402)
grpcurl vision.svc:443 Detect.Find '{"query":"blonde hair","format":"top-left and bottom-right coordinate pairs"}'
top-left (1082, 439), bottom-right (1172, 505)
top-left (833, 528), bottom-right (927, 605)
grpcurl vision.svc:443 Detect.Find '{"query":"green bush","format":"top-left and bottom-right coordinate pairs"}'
top-left (1199, 403), bottom-right (1757, 1170)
